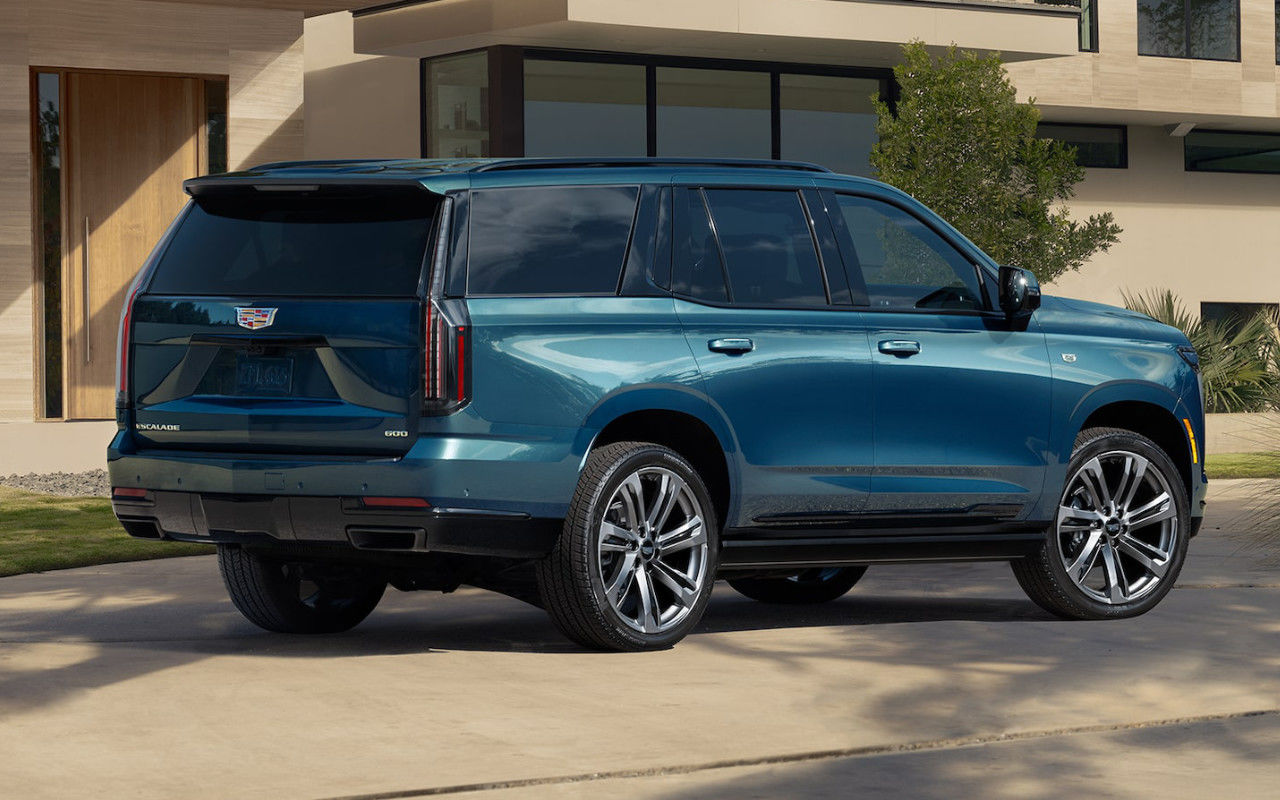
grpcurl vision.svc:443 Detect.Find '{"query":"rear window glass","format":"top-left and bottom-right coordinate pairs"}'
top-left (467, 186), bottom-right (639, 295)
top-left (148, 191), bottom-right (438, 297)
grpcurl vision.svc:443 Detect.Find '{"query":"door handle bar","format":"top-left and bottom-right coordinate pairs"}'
top-left (878, 339), bottom-right (921, 357)
top-left (708, 338), bottom-right (754, 355)
top-left (83, 216), bottom-right (91, 364)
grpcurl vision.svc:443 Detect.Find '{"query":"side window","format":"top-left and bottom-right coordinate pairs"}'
top-left (467, 185), bottom-right (639, 295)
top-left (672, 189), bottom-right (729, 303)
top-left (833, 194), bottom-right (984, 312)
top-left (703, 189), bottom-right (828, 307)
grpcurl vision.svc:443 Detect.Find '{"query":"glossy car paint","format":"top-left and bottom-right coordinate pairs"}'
top-left (108, 159), bottom-right (1207, 553)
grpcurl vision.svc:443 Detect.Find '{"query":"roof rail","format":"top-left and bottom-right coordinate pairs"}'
top-left (248, 158), bottom-right (382, 171)
top-left (471, 157), bottom-right (833, 174)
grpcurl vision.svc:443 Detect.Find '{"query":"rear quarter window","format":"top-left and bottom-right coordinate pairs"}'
top-left (466, 185), bottom-right (640, 296)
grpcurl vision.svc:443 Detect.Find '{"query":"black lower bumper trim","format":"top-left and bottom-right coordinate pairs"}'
top-left (112, 491), bottom-right (561, 559)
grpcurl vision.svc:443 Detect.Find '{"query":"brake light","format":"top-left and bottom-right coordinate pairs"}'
top-left (112, 487), bottom-right (148, 500)
top-left (115, 272), bottom-right (146, 405)
top-left (423, 299), bottom-right (470, 414)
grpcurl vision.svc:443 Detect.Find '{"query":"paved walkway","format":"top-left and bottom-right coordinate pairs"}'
top-left (1, 482), bottom-right (1277, 799)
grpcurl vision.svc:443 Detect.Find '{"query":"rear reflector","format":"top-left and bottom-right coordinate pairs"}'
top-left (112, 487), bottom-right (149, 500)
top-left (360, 496), bottom-right (431, 509)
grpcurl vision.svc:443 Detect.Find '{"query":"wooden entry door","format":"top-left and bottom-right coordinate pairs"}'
top-left (63, 72), bottom-right (202, 419)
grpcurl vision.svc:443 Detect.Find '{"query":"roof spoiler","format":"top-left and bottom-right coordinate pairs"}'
top-left (183, 175), bottom-right (441, 198)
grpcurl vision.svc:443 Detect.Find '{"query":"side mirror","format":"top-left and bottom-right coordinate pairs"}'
top-left (998, 265), bottom-right (1041, 317)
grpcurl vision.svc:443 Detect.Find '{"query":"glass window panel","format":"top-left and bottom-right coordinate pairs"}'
top-left (1201, 302), bottom-right (1278, 338)
top-left (1185, 130), bottom-right (1280, 174)
top-left (204, 78), bottom-right (228, 174)
top-left (424, 51), bottom-right (489, 158)
top-left (703, 189), bottom-right (827, 307)
top-left (467, 187), bottom-right (639, 295)
top-left (672, 190), bottom-right (728, 303)
top-left (1138, 0), bottom-right (1188, 57)
top-left (1036, 123), bottom-right (1127, 169)
top-left (1188, 0), bottom-right (1238, 60)
top-left (779, 74), bottom-right (880, 176)
top-left (1080, 0), bottom-right (1098, 52)
top-left (35, 72), bottom-right (63, 418)
top-left (524, 59), bottom-right (646, 157)
top-left (150, 193), bottom-right (439, 297)
top-left (655, 67), bottom-right (770, 158)
top-left (835, 195), bottom-right (982, 312)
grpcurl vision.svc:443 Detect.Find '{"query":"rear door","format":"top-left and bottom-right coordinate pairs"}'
top-left (672, 178), bottom-right (875, 526)
top-left (825, 189), bottom-right (1052, 519)
top-left (128, 184), bottom-right (440, 456)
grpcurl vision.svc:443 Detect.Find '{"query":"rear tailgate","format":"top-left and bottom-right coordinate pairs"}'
top-left (125, 180), bottom-right (439, 456)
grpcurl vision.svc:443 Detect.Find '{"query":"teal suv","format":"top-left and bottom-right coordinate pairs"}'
top-left (108, 158), bottom-right (1207, 651)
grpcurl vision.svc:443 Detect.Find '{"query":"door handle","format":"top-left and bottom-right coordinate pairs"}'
top-left (83, 217), bottom-right (91, 364)
top-left (878, 339), bottom-right (921, 357)
top-left (708, 337), bottom-right (754, 355)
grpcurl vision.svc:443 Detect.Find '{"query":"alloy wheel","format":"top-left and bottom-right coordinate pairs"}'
top-left (1056, 450), bottom-right (1180, 605)
top-left (597, 466), bottom-right (709, 634)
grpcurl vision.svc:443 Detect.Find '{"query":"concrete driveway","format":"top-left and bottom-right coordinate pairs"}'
top-left (1, 482), bottom-right (1277, 799)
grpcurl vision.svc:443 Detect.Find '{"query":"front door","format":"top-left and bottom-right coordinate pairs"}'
top-left (62, 72), bottom-right (203, 419)
top-left (824, 190), bottom-right (1053, 520)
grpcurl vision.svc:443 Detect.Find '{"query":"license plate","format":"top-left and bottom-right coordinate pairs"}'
top-left (235, 356), bottom-right (293, 395)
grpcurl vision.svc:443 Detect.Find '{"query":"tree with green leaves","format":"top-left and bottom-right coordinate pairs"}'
top-left (871, 42), bottom-right (1121, 284)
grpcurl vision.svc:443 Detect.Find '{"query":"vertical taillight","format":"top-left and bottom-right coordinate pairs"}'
top-left (115, 270), bottom-right (147, 412)
top-left (423, 299), bottom-right (470, 414)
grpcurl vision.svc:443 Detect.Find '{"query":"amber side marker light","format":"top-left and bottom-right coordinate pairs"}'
top-left (1182, 418), bottom-right (1199, 465)
top-left (112, 487), bottom-right (149, 500)
top-left (360, 497), bottom-right (431, 509)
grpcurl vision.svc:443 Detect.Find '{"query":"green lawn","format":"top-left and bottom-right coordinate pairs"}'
top-left (0, 486), bottom-right (211, 578)
top-left (1205, 452), bottom-right (1280, 480)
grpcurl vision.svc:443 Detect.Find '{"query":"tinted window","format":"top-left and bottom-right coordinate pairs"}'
top-left (149, 192), bottom-right (437, 297)
top-left (672, 189), bottom-right (728, 303)
top-left (1185, 130), bottom-right (1280, 174)
top-left (703, 189), bottom-right (827, 307)
top-left (834, 195), bottom-right (983, 311)
top-left (467, 186), bottom-right (639, 295)
top-left (1036, 123), bottom-right (1127, 169)
top-left (524, 59), bottom-right (646, 157)
top-left (1138, 0), bottom-right (1239, 61)
top-left (655, 67), bottom-right (771, 158)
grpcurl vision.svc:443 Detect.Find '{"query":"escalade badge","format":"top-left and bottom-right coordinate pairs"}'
top-left (236, 307), bottom-right (278, 330)
top-left (1061, 353), bottom-right (1077, 363)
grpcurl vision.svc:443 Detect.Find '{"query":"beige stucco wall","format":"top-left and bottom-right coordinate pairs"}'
top-left (1046, 125), bottom-right (1280, 309)
top-left (303, 12), bottom-right (420, 159)
top-left (0, 0), bottom-right (304, 422)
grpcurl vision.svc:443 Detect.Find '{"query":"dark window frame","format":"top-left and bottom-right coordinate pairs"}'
top-left (1036, 122), bottom-right (1129, 169)
top-left (1136, 0), bottom-right (1241, 63)
top-left (1183, 129), bottom-right (1280, 174)
top-left (1080, 0), bottom-right (1099, 53)
top-left (421, 46), bottom-right (896, 162)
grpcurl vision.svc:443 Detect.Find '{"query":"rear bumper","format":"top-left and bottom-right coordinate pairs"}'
top-left (112, 489), bottom-right (561, 559)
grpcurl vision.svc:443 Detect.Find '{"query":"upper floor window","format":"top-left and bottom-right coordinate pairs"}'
top-left (1036, 123), bottom-right (1127, 168)
top-left (1079, 0), bottom-right (1098, 52)
top-left (1137, 0), bottom-right (1239, 62)
top-left (831, 195), bottom-right (984, 312)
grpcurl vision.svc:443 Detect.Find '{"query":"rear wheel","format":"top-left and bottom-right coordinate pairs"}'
top-left (728, 567), bottom-right (867, 604)
top-left (536, 441), bottom-right (719, 651)
top-left (217, 545), bottom-right (386, 634)
top-left (1012, 427), bottom-right (1189, 620)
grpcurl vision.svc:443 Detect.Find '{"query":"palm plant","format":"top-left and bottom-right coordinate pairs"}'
top-left (1122, 289), bottom-right (1280, 413)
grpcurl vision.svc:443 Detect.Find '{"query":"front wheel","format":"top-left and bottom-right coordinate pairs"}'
top-left (1012, 427), bottom-right (1190, 620)
top-left (217, 545), bottom-right (386, 634)
top-left (728, 567), bottom-right (867, 604)
top-left (536, 441), bottom-right (720, 651)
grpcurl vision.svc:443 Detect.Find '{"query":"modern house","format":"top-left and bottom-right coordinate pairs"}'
top-left (2, 0), bottom-right (1278, 457)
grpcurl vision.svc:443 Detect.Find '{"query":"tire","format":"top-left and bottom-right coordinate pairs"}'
top-left (1012, 426), bottom-right (1190, 620)
top-left (536, 441), bottom-right (720, 651)
top-left (217, 545), bottom-right (386, 634)
top-left (728, 567), bottom-right (867, 605)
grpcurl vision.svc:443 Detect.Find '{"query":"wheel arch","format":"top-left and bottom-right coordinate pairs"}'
top-left (1075, 393), bottom-right (1193, 497)
top-left (580, 389), bottom-right (738, 531)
